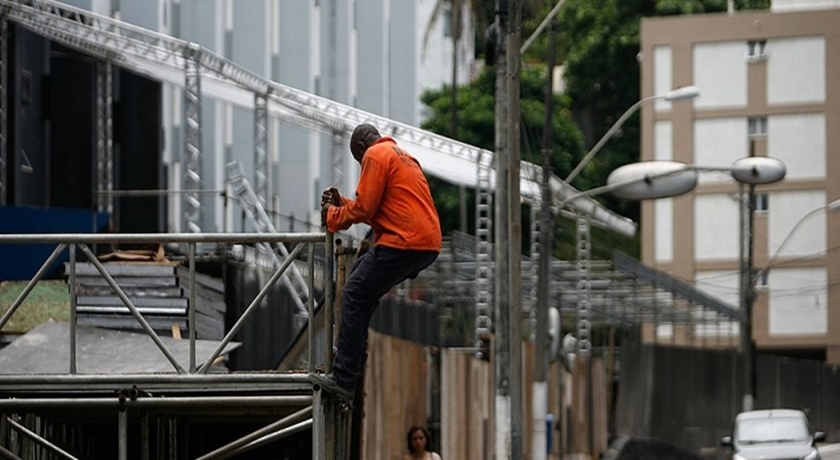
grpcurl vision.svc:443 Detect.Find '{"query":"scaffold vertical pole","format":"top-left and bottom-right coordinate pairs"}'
top-left (313, 390), bottom-right (325, 459)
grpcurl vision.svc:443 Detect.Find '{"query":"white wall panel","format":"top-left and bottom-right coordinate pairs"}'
top-left (654, 121), bottom-right (672, 161)
top-left (695, 270), bottom-right (740, 308)
top-left (767, 37), bottom-right (825, 105)
top-left (654, 198), bottom-right (673, 263)
top-left (694, 194), bottom-right (740, 261)
top-left (693, 42), bottom-right (747, 109)
top-left (772, 0), bottom-right (840, 11)
top-left (768, 191), bottom-right (826, 259)
top-left (769, 267), bottom-right (827, 335)
top-left (694, 118), bottom-right (747, 184)
top-left (767, 113), bottom-right (826, 180)
top-left (653, 46), bottom-right (673, 112)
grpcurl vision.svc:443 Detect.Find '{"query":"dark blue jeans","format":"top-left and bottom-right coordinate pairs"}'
top-left (331, 245), bottom-right (438, 389)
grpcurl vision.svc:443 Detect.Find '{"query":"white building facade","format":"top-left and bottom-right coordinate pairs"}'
top-left (639, 4), bottom-right (840, 363)
top-left (84, 0), bottom-right (474, 234)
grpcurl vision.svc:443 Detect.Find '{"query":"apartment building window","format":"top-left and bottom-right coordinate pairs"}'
top-left (758, 269), bottom-right (769, 289)
top-left (443, 3), bottom-right (452, 37)
top-left (747, 39), bottom-right (767, 62)
top-left (754, 193), bottom-right (768, 213)
top-left (748, 116), bottom-right (767, 138)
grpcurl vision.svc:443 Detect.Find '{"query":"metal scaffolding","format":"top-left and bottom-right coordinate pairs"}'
top-left (432, 232), bottom-right (743, 344)
top-left (0, 0), bottom-right (634, 236)
top-left (0, 232), bottom-right (349, 459)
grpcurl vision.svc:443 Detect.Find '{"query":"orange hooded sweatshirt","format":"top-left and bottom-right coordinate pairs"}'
top-left (326, 137), bottom-right (442, 252)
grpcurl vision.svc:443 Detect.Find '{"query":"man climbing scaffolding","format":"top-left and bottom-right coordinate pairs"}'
top-left (309, 123), bottom-right (442, 402)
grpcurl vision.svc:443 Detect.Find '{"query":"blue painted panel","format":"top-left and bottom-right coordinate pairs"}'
top-left (0, 206), bottom-right (109, 281)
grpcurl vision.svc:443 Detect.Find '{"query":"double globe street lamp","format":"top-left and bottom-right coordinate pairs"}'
top-left (606, 156), bottom-right (788, 411)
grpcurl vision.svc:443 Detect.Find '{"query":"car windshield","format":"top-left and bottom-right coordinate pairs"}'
top-left (736, 417), bottom-right (810, 444)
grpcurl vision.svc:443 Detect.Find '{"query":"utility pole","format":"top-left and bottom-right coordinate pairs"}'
top-left (507, 0), bottom-right (523, 458)
top-left (533, 18), bottom-right (556, 460)
top-left (493, 0), bottom-right (511, 458)
top-left (740, 182), bottom-right (756, 412)
top-left (740, 139), bottom-right (758, 412)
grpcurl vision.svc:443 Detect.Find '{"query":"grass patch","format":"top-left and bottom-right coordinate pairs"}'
top-left (0, 280), bottom-right (70, 333)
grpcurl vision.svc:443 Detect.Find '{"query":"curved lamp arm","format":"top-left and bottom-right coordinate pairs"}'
top-left (563, 86), bottom-right (700, 186)
top-left (759, 198), bottom-right (840, 277)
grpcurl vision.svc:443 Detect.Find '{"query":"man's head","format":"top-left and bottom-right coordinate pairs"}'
top-left (349, 123), bottom-right (381, 163)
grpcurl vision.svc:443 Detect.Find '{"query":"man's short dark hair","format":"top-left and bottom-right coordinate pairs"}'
top-left (351, 123), bottom-right (380, 147)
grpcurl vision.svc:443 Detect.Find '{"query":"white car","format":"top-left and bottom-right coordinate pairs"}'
top-left (721, 409), bottom-right (826, 460)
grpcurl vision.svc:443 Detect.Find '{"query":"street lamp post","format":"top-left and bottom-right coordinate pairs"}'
top-left (552, 87), bottom-right (698, 458)
top-left (563, 86), bottom-right (700, 355)
top-left (742, 197), bottom-right (840, 410)
top-left (607, 156), bottom-right (787, 412)
top-left (563, 86), bottom-right (701, 186)
top-left (762, 198), bottom-right (840, 272)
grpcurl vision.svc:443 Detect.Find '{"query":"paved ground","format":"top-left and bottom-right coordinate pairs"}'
top-left (820, 443), bottom-right (840, 459)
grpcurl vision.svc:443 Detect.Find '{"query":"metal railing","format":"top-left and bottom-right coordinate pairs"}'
top-left (0, 231), bottom-right (346, 458)
top-left (0, 232), bottom-right (333, 375)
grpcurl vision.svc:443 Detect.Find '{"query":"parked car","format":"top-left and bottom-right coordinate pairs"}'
top-left (721, 409), bottom-right (825, 460)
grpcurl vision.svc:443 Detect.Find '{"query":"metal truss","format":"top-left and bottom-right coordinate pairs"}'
top-left (96, 61), bottom-right (113, 217)
top-left (182, 46), bottom-right (202, 232)
top-left (528, 206), bottom-right (539, 338)
top-left (254, 93), bottom-right (269, 208)
top-left (0, 0), bottom-right (634, 236)
top-left (474, 152), bottom-right (493, 357)
top-left (227, 161), bottom-right (310, 315)
top-left (0, 16), bottom-right (6, 205)
top-left (433, 232), bottom-right (742, 335)
top-left (575, 216), bottom-right (592, 356)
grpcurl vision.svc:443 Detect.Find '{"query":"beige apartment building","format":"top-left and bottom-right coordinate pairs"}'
top-left (638, 2), bottom-right (840, 364)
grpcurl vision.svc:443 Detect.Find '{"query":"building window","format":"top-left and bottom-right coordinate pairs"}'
top-left (443, 3), bottom-right (452, 38)
top-left (748, 116), bottom-right (767, 138)
top-left (758, 269), bottom-right (769, 289)
top-left (747, 40), bottom-right (767, 62)
top-left (754, 193), bottom-right (768, 213)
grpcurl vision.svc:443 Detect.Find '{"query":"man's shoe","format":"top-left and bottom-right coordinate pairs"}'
top-left (308, 373), bottom-right (354, 402)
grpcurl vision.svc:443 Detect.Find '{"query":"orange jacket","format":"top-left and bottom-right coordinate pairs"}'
top-left (327, 137), bottom-right (442, 252)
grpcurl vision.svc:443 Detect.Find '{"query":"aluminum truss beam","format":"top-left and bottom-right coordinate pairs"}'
top-left (0, 0), bottom-right (634, 236)
top-left (575, 217), bottom-right (592, 355)
top-left (182, 45), bottom-right (202, 232)
top-left (96, 61), bottom-right (113, 217)
top-left (254, 93), bottom-right (269, 208)
top-left (474, 152), bottom-right (493, 357)
top-left (0, 16), bottom-right (6, 205)
top-left (436, 232), bottom-right (742, 328)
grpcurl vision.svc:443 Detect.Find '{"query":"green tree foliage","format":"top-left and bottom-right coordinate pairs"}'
top-left (420, 64), bottom-right (584, 235)
top-left (548, 0), bottom-right (769, 222)
top-left (422, 0), bottom-right (770, 258)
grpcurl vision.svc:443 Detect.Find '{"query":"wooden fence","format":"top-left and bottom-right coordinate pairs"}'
top-left (360, 331), bottom-right (611, 459)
